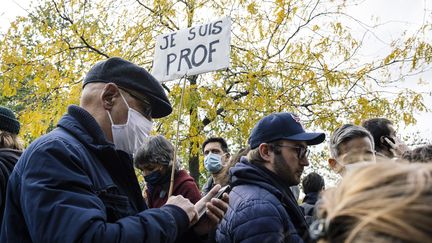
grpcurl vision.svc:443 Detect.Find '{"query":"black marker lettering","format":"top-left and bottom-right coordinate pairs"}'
top-left (212, 21), bottom-right (223, 35)
top-left (178, 48), bottom-right (192, 71)
top-left (192, 45), bottom-right (207, 67)
top-left (166, 53), bottom-right (177, 75)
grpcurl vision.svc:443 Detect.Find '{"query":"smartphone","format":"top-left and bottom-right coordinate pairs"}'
top-left (214, 185), bottom-right (231, 199)
top-left (382, 136), bottom-right (395, 149)
top-left (197, 185), bottom-right (231, 219)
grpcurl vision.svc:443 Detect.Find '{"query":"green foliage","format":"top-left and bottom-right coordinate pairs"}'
top-left (1, 0), bottom-right (431, 185)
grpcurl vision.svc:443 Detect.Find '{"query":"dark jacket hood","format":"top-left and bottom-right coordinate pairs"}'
top-left (303, 191), bottom-right (319, 205)
top-left (0, 148), bottom-right (22, 165)
top-left (174, 170), bottom-right (195, 190)
top-left (229, 157), bottom-right (311, 241)
top-left (0, 148), bottom-right (22, 179)
top-left (230, 157), bottom-right (288, 200)
top-left (57, 105), bottom-right (114, 152)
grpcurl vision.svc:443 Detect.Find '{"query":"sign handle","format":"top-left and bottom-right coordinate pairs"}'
top-left (168, 74), bottom-right (188, 198)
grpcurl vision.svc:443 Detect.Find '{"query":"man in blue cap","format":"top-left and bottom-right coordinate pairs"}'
top-left (217, 112), bottom-right (325, 243)
top-left (1, 57), bottom-right (228, 242)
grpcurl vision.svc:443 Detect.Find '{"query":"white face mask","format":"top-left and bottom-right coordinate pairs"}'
top-left (107, 93), bottom-right (153, 155)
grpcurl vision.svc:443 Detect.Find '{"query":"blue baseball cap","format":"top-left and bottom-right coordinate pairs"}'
top-left (248, 112), bottom-right (325, 149)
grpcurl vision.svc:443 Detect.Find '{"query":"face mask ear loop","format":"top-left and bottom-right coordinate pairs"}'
top-left (106, 92), bottom-right (130, 126)
top-left (106, 110), bottom-right (115, 125)
top-left (119, 92), bottom-right (130, 109)
top-left (118, 91), bottom-right (131, 124)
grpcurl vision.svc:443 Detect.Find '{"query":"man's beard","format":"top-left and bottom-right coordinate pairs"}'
top-left (273, 154), bottom-right (298, 186)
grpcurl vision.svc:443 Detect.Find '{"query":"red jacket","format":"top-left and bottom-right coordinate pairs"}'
top-left (146, 170), bottom-right (201, 208)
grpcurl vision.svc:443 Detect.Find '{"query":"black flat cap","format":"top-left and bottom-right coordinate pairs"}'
top-left (83, 57), bottom-right (172, 118)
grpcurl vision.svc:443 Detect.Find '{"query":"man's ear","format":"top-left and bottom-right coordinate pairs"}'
top-left (101, 83), bottom-right (120, 110)
top-left (328, 158), bottom-right (337, 170)
top-left (258, 143), bottom-right (272, 162)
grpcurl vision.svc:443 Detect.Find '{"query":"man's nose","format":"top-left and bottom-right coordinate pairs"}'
top-left (301, 157), bottom-right (310, 166)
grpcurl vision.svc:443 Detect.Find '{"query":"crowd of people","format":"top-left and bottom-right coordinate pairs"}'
top-left (0, 57), bottom-right (431, 242)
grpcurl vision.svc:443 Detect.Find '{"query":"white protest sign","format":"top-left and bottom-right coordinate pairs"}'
top-left (152, 17), bottom-right (231, 82)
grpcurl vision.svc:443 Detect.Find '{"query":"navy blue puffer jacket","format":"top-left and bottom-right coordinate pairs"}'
top-left (216, 158), bottom-right (310, 243)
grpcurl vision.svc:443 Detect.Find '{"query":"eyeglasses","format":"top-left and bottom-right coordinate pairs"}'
top-left (141, 105), bottom-right (152, 120)
top-left (276, 144), bottom-right (310, 159)
top-left (121, 88), bottom-right (152, 119)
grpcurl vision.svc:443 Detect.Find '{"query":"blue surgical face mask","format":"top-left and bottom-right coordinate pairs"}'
top-left (204, 153), bottom-right (223, 173)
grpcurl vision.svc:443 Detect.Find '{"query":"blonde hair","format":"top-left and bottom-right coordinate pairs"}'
top-left (317, 162), bottom-right (432, 243)
top-left (0, 131), bottom-right (23, 150)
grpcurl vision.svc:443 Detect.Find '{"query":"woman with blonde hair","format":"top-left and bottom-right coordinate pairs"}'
top-left (312, 161), bottom-right (432, 242)
top-left (0, 106), bottom-right (23, 227)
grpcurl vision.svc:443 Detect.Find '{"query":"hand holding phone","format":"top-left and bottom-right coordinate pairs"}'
top-left (382, 136), bottom-right (395, 149)
top-left (192, 184), bottom-right (230, 235)
top-left (196, 185), bottom-right (231, 219)
top-left (214, 185), bottom-right (231, 199)
top-left (382, 136), bottom-right (410, 157)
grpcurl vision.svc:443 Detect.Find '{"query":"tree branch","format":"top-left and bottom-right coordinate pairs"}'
top-left (135, 0), bottom-right (179, 31)
top-left (52, 0), bottom-right (109, 58)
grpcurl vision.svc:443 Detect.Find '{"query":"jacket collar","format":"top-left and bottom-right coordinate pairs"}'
top-left (58, 105), bottom-right (112, 150)
top-left (231, 157), bottom-right (310, 240)
top-left (303, 191), bottom-right (319, 205)
top-left (57, 105), bottom-right (146, 211)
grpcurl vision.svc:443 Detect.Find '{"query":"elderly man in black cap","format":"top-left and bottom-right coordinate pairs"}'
top-left (216, 112), bottom-right (325, 243)
top-left (1, 57), bottom-right (228, 243)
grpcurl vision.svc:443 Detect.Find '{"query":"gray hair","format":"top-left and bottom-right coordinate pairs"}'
top-left (330, 124), bottom-right (374, 158)
top-left (134, 135), bottom-right (180, 170)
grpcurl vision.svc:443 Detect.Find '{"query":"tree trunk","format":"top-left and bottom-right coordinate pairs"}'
top-left (188, 151), bottom-right (200, 185)
top-left (187, 75), bottom-right (201, 184)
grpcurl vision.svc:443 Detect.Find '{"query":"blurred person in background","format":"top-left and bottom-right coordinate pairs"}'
top-left (402, 144), bottom-right (432, 163)
top-left (0, 106), bottom-right (23, 228)
top-left (300, 172), bottom-right (325, 225)
top-left (204, 146), bottom-right (251, 243)
top-left (313, 161), bottom-right (432, 242)
top-left (362, 118), bottom-right (410, 160)
top-left (328, 124), bottom-right (376, 176)
top-left (202, 137), bottom-right (231, 195)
